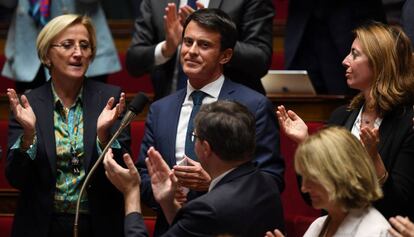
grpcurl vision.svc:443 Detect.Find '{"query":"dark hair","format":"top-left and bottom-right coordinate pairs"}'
top-left (194, 100), bottom-right (255, 161)
top-left (183, 8), bottom-right (237, 51)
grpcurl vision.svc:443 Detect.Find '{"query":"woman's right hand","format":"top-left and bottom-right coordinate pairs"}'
top-left (7, 88), bottom-right (36, 135)
top-left (276, 105), bottom-right (308, 143)
top-left (265, 229), bottom-right (285, 237)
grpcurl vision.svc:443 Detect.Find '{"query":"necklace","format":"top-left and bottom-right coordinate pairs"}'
top-left (66, 104), bottom-right (82, 175)
top-left (360, 110), bottom-right (377, 130)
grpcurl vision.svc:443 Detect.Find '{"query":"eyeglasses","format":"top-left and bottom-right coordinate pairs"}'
top-left (51, 40), bottom-right (92, 53)
top-left (191, 131), bottom-right (199, 142)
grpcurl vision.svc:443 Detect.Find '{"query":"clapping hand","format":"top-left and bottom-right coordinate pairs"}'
top-left (389, 216), bottom-right (414, 237)
top-left (97, 92), bottom-right (125, 145)
top-left (162, 3), bottom-right (183, 58)
top-left (360, 127), bottom-right (380, 160)
top-left (276, 105), bottom-right (308, 143)
top-left (173, 157), bottom-right (211, 192)
top-left (7, 88), bottom-right (36, 147)
top-left (178, 1), bottom-right (205, 25)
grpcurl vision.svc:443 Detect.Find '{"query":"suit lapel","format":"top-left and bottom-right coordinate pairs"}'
top-left (165, 90), bottom-right (187, 166)
top-left (218, 78), bottom-right (236, 99)
top-left (377, 109), bottom-right (400, 156)
top-left (208, 0), bottom-right (223, 8)
top-left (35, 83), bottom-right (58, 177)
top-left (82, 80), bottom-right (101, 171)
top-left (343, 109), bottom-right (359, 130)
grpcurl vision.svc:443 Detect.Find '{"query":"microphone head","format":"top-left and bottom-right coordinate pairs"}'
top-left (129, 92), bottom-right (149, 114)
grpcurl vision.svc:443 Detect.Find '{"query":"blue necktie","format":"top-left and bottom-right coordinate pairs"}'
top-left (185, 91), bottom-right (207, 160)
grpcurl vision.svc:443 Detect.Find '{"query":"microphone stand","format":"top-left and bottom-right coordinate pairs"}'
top-left (73, 111), bottom-right (136, 237)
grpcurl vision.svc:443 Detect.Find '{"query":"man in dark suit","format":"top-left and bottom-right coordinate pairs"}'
top-left (126, 0), bottom-right (274, 100)
top-left (104, 100), bottom-right (285, 236)
top-left (284, 0), bottom-right (386, 95)
top-left (134, 8), bottom-right (284, 236)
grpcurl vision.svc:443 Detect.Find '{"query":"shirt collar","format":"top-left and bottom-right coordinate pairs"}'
top-left (51, 82), bottom-right (83, 109)
top-left (185, 74), bottom-right (225, 101)
top-left (208, 167), bottom-right (236, 192)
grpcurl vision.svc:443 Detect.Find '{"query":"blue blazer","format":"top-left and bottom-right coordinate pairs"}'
top-left (125, 162), bottom-right (284, 237)
top-left (1, 0), bottom-right (121, 82)
top-left (137, 79), bottom-right (284, 205)
top-left (7, 80), bottom-right (130, 237)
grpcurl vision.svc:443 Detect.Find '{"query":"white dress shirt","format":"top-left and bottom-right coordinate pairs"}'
top-left (351, 106), bottom-right (383, 140)
top-left (175, 75), bottom-right (224, 164)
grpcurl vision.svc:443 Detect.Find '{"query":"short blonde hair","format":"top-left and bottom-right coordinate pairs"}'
top-left (294, 126), bottom-right (383, 210)
top-left (36, 14), bottom-right (97, 67)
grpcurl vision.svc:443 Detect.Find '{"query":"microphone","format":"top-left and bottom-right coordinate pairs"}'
top-left (73, 92), bottom-right (149, 237)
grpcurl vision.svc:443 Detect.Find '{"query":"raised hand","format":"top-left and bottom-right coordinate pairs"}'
top-left (389, 216), bottom-right (414, 237)
top-left (178, 1), bottom-right (205, 25)
top-left (97, 92), bottom-right (125, 145)
top-left (146, 147), bottom-right (178, 204)
top-left (104, 149), bottom-right (141, 197)
top-left (146, 147), bottom-right (181, 224)
top-left (360, 127), bottom-right (380, 159)
top-left (7, 88), bottom-right (36, 134)
top-left (103, 149), bottom-right (142, 214)
top-left (173, 156), bottom-right (211, 192)
top-left (162, 3), bottom-right (183, 58)
top-left (276, 105), bottom-right (308, 143)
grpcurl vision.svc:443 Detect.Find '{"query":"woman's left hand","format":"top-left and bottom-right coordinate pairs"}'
top-left (97, 92), bottom-right (126, 145)
top-left (360, 127), bottom-right (380, 159)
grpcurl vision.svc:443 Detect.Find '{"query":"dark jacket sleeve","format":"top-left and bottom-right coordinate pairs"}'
top-left (251, 96), bottom-right (285, 191)
top-left (124, 212), bottom-right (150, 237)
top-left (126, 0), bottom-right (162, 77)
top-left (136, 104), bottom-right (158, 208)
top-left (6, 112), bottom-right (34, 189)
top-left (224, 0), bottom-right (274, 85)
top-left (374, 107), bottom-right (414, 220)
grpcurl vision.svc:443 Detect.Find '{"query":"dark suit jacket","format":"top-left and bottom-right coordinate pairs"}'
top-left (328, 105), bottom-right (414, 220)
top-left (126, 0), bottom-right (274, 99)
top-left (126, 162), bottom-right (284, 237)
top-left (402, 0), bottom-right (414, 47)
top-left (6, 80), bottom-right (130, 237)
top-left (284, 0), bottom-right (385, 94)
top-left (137, 79), bottom-right (284, 235)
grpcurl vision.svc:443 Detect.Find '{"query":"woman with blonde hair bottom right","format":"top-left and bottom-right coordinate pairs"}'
top-left (266, 126), bottom-right (390, 237)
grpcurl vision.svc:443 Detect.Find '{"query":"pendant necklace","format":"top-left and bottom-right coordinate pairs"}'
top-left (67, 106), bottom-right (81, 175)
